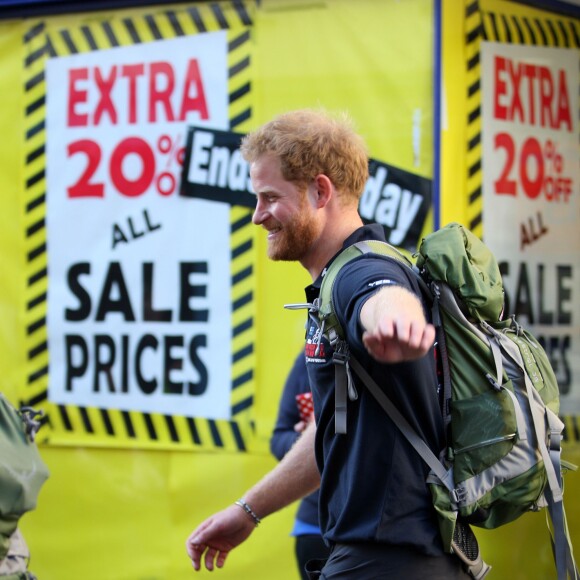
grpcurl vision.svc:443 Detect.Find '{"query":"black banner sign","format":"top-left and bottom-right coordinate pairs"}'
top-left (180, 127), bottom-right (432, 250)
top-left (180, 127), bottom-right (255, 207)
top-left (360, 159), bottom-right (431, 251)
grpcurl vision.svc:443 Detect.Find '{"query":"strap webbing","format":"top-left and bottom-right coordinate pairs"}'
top-left (348, 355), bottom-right (455, 493)
top-left (545, 456), bottom-right (579, 580)
top-left (334, 358), bottom-right (348, 435)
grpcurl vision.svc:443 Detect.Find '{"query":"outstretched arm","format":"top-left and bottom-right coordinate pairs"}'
top-left (185, 421), bottom-right (319, 571)
top-left (360, 285), bottom-right (435, 363)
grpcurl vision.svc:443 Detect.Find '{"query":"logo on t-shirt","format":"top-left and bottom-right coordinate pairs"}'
top-left (305, 324), bottom-right (326, 361)
top-left (368, 279), bottom-right (395, 288)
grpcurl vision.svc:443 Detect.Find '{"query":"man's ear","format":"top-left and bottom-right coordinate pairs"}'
top-left (313, 174), bottom-right (333, 208)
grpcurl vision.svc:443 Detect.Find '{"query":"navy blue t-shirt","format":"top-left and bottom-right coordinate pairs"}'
top-left (304, 224), bottom-right (445, 556)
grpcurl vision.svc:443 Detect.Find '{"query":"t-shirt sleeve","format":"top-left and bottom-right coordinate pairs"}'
top-left (331, 255), bottom-right (423, 354)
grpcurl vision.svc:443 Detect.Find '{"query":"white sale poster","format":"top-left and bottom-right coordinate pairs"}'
top-left (46, 33), bottom-right (234, 420)
top-left (481, 41), bottom-right (580, 413)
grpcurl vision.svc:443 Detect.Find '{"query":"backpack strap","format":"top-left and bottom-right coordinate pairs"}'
top-left (319, 240), bottom-right (413, 344)
top-left (421, 282), bottom-right (452, 430)
top-left (320, 240), bottom-right (413, 434)
top-left (530, 387), bottom-right (577, 580)
top-left (333, 340), bottom-right (357, 435)
top-left (544, 419), bottom-right (579, 580)
top-left (347, 354), bottom-right (455, 494)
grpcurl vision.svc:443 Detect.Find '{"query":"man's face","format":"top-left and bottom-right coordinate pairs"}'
top-left (250, 154), bottom-right (319, 262)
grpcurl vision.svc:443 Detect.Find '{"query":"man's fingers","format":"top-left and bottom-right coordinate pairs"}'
top-left (202, 546), bottom-right (229, 571)
top-left (204, 546), bottom-right (219, 571)
top-left (394, 317), bottom-right (410, 344)
top-left (422, 324), bottom-right (436, 351)
top-left (376, 317), bottom-right (395, 339)
top-left (185, 539), bottom-right (205, 571)
top-left (185, 540), bottom-right (228, 572)
top-left (406, 320), bottom-right (435, 351)
top-left (216, 550), bottom-right (229, 568)
top-left (362, 319), bottom-right (436, 362)
top-left (186, 535), bottom-right (198, 557)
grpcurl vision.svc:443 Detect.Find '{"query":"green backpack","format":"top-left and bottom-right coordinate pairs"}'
top-left (0, 394), bottom-right (49, 564)
top-left (302, 222), bottom-right (577, 580)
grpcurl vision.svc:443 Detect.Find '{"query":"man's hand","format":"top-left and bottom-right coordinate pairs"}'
top-left (185, 504), bottom-right (256, 571)
top-left (362, 312), bottom-right (435, 362)
top-left (360, 286), bottom-right (435, 363)
top-left (185, 423), bottom-right (320, 572)
top-left (293, 412), bottom-right (314, 433)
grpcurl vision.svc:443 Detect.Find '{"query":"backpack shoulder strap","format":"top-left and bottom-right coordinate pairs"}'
top-left (319, 240), bottom-right (413, 344)
top-left (318, 240), bottom-right (415, 435)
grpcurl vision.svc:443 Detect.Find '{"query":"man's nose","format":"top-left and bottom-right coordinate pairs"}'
top-left (252, 198), bottom-right (266, 225)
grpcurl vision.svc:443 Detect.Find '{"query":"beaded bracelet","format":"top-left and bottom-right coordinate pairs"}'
top-left (234, 498), bottom-right (261, 526)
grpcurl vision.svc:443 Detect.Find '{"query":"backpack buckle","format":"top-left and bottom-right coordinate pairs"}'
top-left (284, 302), bottom-right (317, 312)
top-left (332, 341), bottom-right (358, 402)
top-left (452, 485), bottom-right (467, 505)
top-left (509, 315), bottom-right (523, 336)
top-left (333, 349), bottom-right (348, 366)
top-left (19, 406), bottom-right (44, 442)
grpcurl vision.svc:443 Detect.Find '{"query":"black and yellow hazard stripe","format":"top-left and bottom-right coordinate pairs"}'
top-left (23, 20), bottom-right (52, 433)
top-left (465, 0), bottom-right (580, 238)
top-left (480, 7), bottom-right (580, 47)
top-left (226, 9), bottom-right (256, 449)
top-left (464, 0), bottom-right (484, 237)
top-left (464, 0), bottom-right (580, 443)
top-left (21, 1), bottom-right (259, 451)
